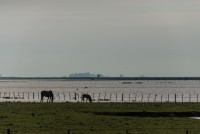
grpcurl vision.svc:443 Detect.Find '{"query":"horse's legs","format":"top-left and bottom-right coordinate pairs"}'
top-left (40, 96), bottom-right (44, 102)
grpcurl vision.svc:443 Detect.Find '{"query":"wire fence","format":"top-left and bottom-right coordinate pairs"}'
top-left (2, 128), bottom-right (197, 134)
top-left (0, 92), bottom-right (200, 103)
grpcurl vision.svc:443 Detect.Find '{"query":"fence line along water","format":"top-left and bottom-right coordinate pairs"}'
top-left (0, 91), bottom-right (200, 103)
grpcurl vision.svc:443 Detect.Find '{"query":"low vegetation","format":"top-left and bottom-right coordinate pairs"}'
top-left (0, 102), bottom-right (200, 133)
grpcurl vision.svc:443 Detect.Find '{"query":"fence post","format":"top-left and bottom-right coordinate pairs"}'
top-left (69, 92), bottom-right (71, 100)
top-left (33, 92), bottom-right (34, 100)
top-left (77, 94), bottom-right (79, 100)
top-left (68, 129), bottom-right (70, 134)
top-left (63, 93), bottom-right (65, 100)
top-left (7, 129), bottom-right (10, 134)
top-left (98, 93), bottom-right (100, 102)
top-left (135, 94), bottom-right (137, 102)
top-left (141, 94), bottom-right (143, 102)
top-left (175, 94), bottom-right (176, 103)
top-left (74, 92), bottom-right (77, 100)
top-left (28, 92), bottom-right (29, 100)
top-left (182, 94), bottom-right (183, 103)
top-left (168, 94), bottom-right (169, 102)
top-left (189, 94), bottom-right (191, 102)
top-left (126, 129), bottom-right (128, 134)
top-left (110, 94), bottom-right (112, 101)
top-left (148, 94), bottom-right (150, 102)
top-left (12, 92), bottom-right (15, 99)
top-left (154, 94), bottom-right (157, 102)
top-left (186, 129), bottom-right (188, 134)
top-left (58, 93), bottom-right (60, 100)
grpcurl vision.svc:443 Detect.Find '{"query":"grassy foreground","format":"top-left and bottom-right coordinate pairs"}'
top-left (0, 103), bottom-right (200, 134)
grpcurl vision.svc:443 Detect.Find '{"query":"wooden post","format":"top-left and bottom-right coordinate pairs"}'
top-left (7, 129), bottom-right (10, 134)
top-left (63, 93), bottom-right (65, 100)
top-left (135, 94), bottom-right (137, 102)
top-left (68, 129), bottom-right (70, 134)
top-left (74, 92), bottom-right (77, 100)
top-left (175, 94), bottom-right (176, 103)
top-left (28, 92), bottom-right (29, 99)
top-left (104, 93), bottom-right (106, 100)
top-left (13, 92), bottom-right (15, 98)
top-left (110, 94), bottom-right (112, 101)
top-left (58, 93), bottom-right (60, 100)
top-left (189, 94), bottom-right (191, 102)
top-left (69, 92), bottom-right (71, 100)
top-left (186, 129), bottom-right (188, 134)
top-left (33, 92), bottom-right (34, 100)
top-left (154, 94), bottom-right (157, 102)
top-left (122, 93), bottom-right (123, 102)
top-left (77, 94), bottom-right (79, 100)
top-left (141, 94), bottom-right (143, 102)
top-left (98, 93), bottom-right (100, 102)
top-left (168, 94), bottom-right (169, 102)
top-left (126, 129), bottom-right (128, 134)
top-left (148, 94), bottom-right (150, 102)
top-left (182, 94), bottom-right (183, 103)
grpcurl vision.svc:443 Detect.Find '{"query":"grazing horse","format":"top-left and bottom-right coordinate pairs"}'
top-left (40, 90), bottom-right (54, 102)
top-left (81, 94), bottom-right (92, 103)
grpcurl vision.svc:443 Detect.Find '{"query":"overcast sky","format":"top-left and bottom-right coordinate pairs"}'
top-left (0, 0), bottom-right (200, 77)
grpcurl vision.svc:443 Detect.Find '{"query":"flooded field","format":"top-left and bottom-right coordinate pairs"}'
top-left (0, 79), bottom-right (200, 102)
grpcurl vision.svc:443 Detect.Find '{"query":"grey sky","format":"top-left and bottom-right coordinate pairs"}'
top-left (0, 0), bottom-right (200, 77)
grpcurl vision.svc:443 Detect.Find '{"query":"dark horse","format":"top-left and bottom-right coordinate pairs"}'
top-left (81, 94), bottom-right (92, 103)
top-left (40, 90), bottom-right (54, 102)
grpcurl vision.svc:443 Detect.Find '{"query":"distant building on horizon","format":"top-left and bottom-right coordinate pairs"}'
top-left (69, 72), bottom-right (97, 77)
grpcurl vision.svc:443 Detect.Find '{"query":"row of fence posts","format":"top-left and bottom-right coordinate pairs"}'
top-left (0, 92), bottom-right (199, 102)
top-left (5, 128), bottom-right (190, 134)
top-left (66, 129), bottom-right (189, 134)
top-left (67, 129), bottom-right (129, 134)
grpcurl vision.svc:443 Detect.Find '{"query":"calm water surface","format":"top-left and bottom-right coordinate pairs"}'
top-left (0, 79), bottom-right (199, 102)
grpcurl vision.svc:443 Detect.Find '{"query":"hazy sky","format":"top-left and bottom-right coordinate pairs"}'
top-left (0, 0), bottom-right (200, 77)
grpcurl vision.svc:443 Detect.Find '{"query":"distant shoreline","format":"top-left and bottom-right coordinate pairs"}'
top-left (0, 77), bottom-right (200, 80)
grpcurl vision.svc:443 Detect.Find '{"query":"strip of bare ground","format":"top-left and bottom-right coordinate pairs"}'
top-left (93, 111), bottom-right (200, 117)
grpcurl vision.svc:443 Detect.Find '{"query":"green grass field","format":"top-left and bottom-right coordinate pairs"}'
top-left (0, 102), bottom-right (200, 134)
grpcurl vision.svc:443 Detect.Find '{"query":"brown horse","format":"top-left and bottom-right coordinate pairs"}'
top-left (81, 94), bottom-right (92, 103)
top-left (40, 90), bottom-right (54, 102)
